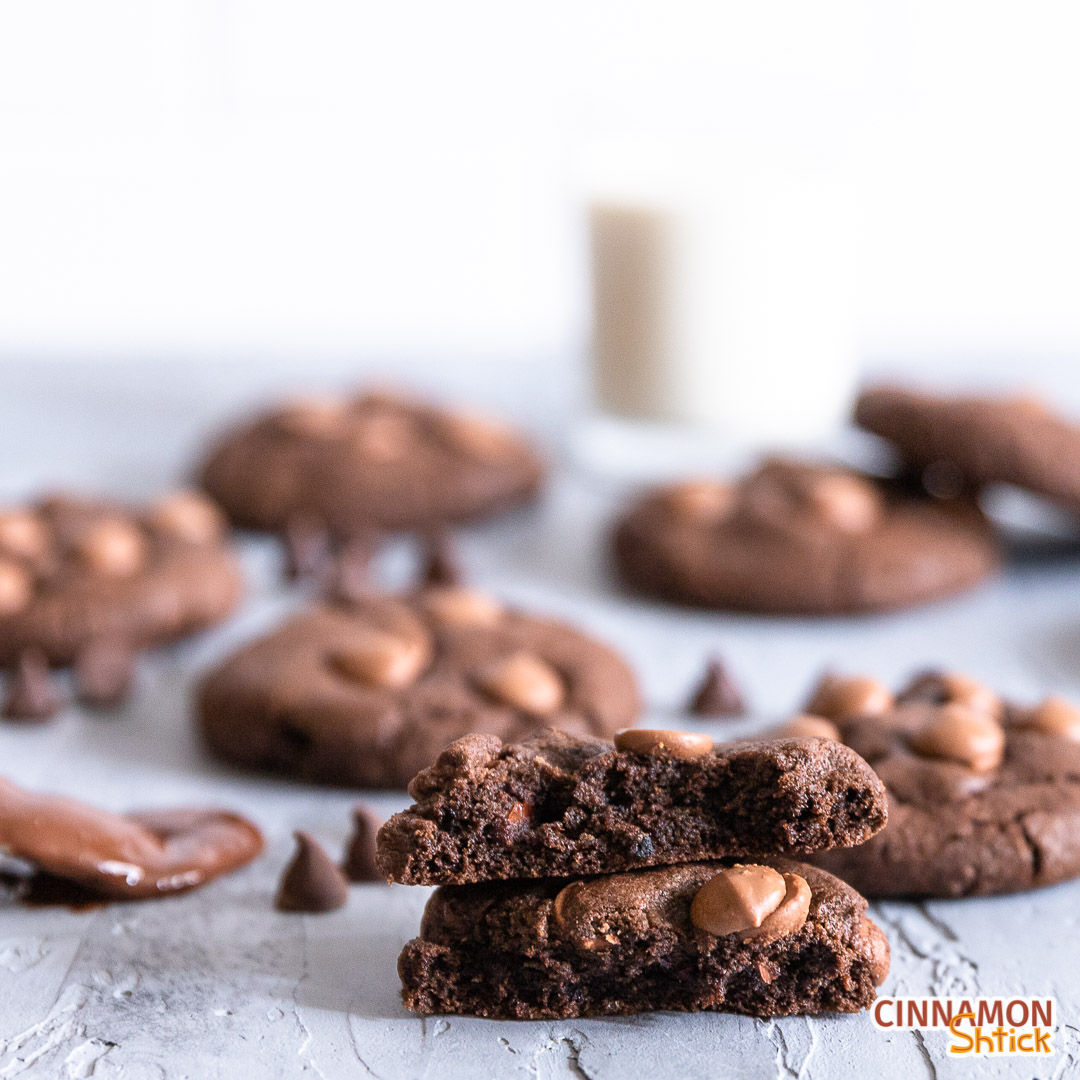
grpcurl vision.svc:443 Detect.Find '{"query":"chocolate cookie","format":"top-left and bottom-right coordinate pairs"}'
top-left (0, 491), bottom-right (243, 667)
top-left (197, 588), bottom-right (641, 789)
top-left (611, 459), bottom-right (1000, 615)
top-left (198, 388), bottom-right (545, 536)
top-left (398, 857), bottom-right (888, 1018)
top-left (856, 384), bottom-right (1080, 510)
top-left (788, 672), bottom-right (1080, 897)
top-left (377, 728), bottom-right (887, 884)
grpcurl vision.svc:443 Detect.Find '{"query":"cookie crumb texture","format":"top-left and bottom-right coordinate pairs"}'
top-left (611, 459), bottom-right (999, 614)
top-left (0, 493), bottom-right (242, 665)
top-left (198, 389), bottom-right (545, 535)
top-left (377, 730), bottom-right (887, 884)
top-left (197, 594), bottom-right (641, 789)
top-left (398, 859), bottom-right (886, 1019)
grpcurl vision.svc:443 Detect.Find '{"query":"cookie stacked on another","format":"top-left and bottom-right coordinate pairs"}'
top-left (378, 728), bottom-right (892, 1019)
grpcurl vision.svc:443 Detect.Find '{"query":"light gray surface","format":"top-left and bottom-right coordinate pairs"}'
top-left (1, 358), bottom-right (1079, 1079)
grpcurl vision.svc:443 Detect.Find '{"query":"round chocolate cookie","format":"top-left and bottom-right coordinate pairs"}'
top-left (788, 672), bottom-right (1080, 897)
top-left (198, 388), bottom-right (545, 536)
top-left (0, 491), bottom-right (243, 667)
top-left (855, 384), bottom-right (1080, 511)
top-left (197, 588), bottom-right (641, 788)
top-left (611, 459), bottom-right (1000, 615)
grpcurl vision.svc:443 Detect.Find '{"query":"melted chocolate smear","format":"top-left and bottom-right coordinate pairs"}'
top-left (688, 658), bottom-right (746, 718)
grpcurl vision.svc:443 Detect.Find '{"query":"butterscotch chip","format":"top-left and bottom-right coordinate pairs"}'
top-left (476, 652), bottom-right (565, 715)
top-left (909, 703), bottom-right (1004, 772)
top-left (690, 864), bottom-right (787, 937)
top-left (1019, 696), bottom-right (1080, 742)
top-left (274, 397), bottom-right (348, 438)
top-left (354, 412), bottom-right (413, 463)
top-left (939, 673), bottom-right (1001, 718)
top-left (440, 412), bottom-right (516, 461)
top-left (0, 560), bottom-right (33, 616)
top-left (0, 511), bottom-right (48, 561)
top-left (779, 715), bottom-right (841, 741)
top-left (664, 481), bottom-right (734, 521)
top-left (331, 633), bottom-right (428, 690)
top-left (806, 674), bottom-right (893, 721)
top-left (810, 474), bottom-right (880, 534)
top-left (739, 873), bottom-right (811, 944)
top-left (614, 728), bottom-right (714, 759)
top-left (422, 587), bottom-right (503, 628)
top-left (148, 490), bottom-right (225, 545)
top-left (76, 520), bottom-right (148, 577)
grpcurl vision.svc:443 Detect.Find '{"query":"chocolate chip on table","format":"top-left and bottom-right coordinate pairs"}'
top-left (284, 514), bottom-right (333, 581)
top-left (2, 649), bottom-right (63, 722)
top-left (476, 652), bottom-right (565, 715)
top-left (908, 703), bottom-right (1005, 772)
top-left (614, 728), bottom-right (714, 759)
top-left (420, 528), bottom-right (463, 589)
top-left (690, 864), bottom-right (811, 944)
top-left (75, 638), bottom-right (136, 709)
top-left (342, 804), bottom-right (382, 882)
top-left (276, 831), bottom-right (350, 913)
top-left (805, 672), bottom-right (894, 721)
top-left (687, 657), bottom-right (745, 717)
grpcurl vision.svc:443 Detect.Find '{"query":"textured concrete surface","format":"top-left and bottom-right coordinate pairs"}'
top-left (1, 359), bottom-right (1079, 1078)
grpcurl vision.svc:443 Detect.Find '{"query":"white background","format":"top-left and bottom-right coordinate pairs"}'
top-left (1, 0), bottom-right (1079, 371)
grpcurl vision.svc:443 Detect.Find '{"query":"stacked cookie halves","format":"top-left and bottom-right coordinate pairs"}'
top-left (377, 727), bottom-right (892, 1019)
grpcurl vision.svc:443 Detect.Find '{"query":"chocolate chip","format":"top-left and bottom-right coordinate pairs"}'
top-left (75, 638), bottom-right (136, 708)
top-left (614, 728), bottom-right (714, 759)
top-left (909, 704), bottom-right (1005, 772)
top-left (0, 559), bottom-right (33, 616)
top-left (274, 397), bottom-right (348, 438)
top-left (420, 529), bottom-right (463, 589)
top-left (2, 649), bottom-right (63, 722)
top-left (284, 514), bottom-right (332, 581)
top-left (476, 653), bottom-right (565, 715)
top-left (687, 658), bottom-right (745, 717)
top-left (809, 474), bottom-right (880, 534)
top-left (664, 481), bottom-right (734, 521)
top-left (805, 673), bottom-right (894, 721)
top-left (740, 873), bottom-right (812, 944)
top-left (440, 412), bottom-right (515, 461)
top-left (341, 805), bottom-right (382, 883)
top-left (859, 916), bottom-right (890, 986)
top-left (689, 864), bottom-right (787, 937)
top-left (275, 831), bottom-right (350, 913)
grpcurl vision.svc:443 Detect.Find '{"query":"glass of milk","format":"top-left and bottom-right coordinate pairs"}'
top-left (575, 138), bottom-right (860, 479)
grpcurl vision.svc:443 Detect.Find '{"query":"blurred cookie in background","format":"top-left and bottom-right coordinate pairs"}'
top-left (611, 458), bottom-right (1000, 615)
top-left (197, 387), bottom-right (545, 539)
top-left (0, 491), bottom-right (244, 717)
top-left (197, 586), bottom-right (641, 789)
